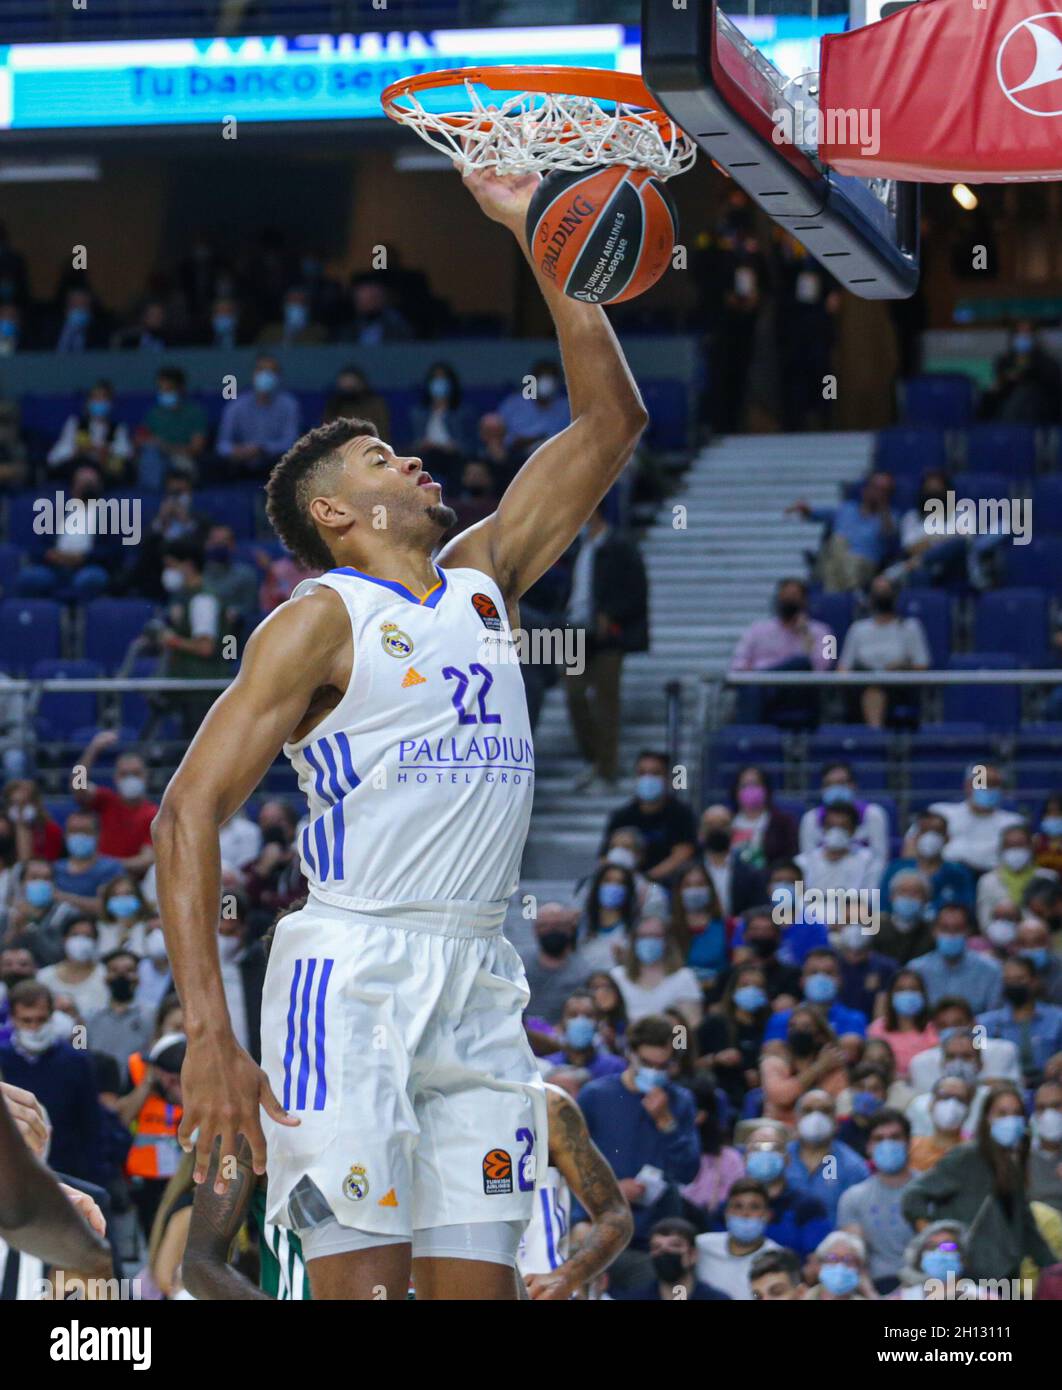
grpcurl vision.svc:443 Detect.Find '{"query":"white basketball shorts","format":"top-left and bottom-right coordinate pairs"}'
top-left (260, 896), bottom-right (546, 1241)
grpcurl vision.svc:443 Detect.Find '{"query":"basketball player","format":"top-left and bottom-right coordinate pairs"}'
top-left (183, 1084), bottom-right (632, 1300)
top-left (152, 165), bottom-right (648, 1301)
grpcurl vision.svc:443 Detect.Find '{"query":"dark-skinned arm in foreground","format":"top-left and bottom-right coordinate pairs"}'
top-left (182, 1136), bottom-right (269, 1300)
top-left (523, 1087), bottom-right (633, 1301)
top-left (440, 168), bottom-right (649, 616)
top-left (152, 589), bottom-right (353, 1189)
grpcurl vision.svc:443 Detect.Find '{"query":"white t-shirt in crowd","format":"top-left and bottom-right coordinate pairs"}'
top-left (695, 1232), bottom-right (782, 1300)
top-left (36, 963), bottom-right (109, 1018)
top-left (795, 844), bottom-right (882, 894)
top-left (220, 811), bottom-right (263, 873)
top-left (609, 964), bottom-right (702, 1022)
top-left (799, 801), bottom-right (890, 884)
top-left (929, 800), bottom-right (1023, 873)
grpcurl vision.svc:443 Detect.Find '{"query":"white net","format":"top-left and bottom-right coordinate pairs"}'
top-left (386, 79), bottom-right (698, 180)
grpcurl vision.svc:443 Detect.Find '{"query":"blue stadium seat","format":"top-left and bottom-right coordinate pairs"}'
top-left (1013, 760), bottom-right (1057, 793)
top-left (83, 598), bottom-right (156, 671)
top-left (898, 589), bottom-right (952, 667)
top-left (943, 654), bottom-right (1020, 727)
top-left (6, 491), bottom-right (45, 549)
top-left (901, 374), bottom-right (976, 428)
top-left (194, 487), bottom-right (256, 540)
top-left (974, 589), bottom-right (1048, 665)
top-left (1033, 477), bottom-right (1062, 533)
top-left (875, 426), bottom-right (948, 476)
top-left (31, 659), bottom-right (102, 738)
top-left (808, 591), bottom-right (855, 646)
top-left (963, 424), bottom-right (1038, 476)
top-left (958, 472), bottom-right (1010, 503)
top-left (0, 543), bottom-right (22, 597)
top-left (908, 723), bottom-right (992, 759)
top-left (1014, 724), bottom-right (1062, 758)
top-left (641, 380), bottom-right (689, 449)
top-left (906, 762), bottom-right (971, 794)
top-left (1003, 537), bottom-right (1062, 593)
top-left (808, 725), bottom-right (891, 761)
top-left (0, 599), bottom-right (61, 672)
top-left (119, 656), bottom-right (164, 733)
top-left (714, 725), bottom-right (785, 760)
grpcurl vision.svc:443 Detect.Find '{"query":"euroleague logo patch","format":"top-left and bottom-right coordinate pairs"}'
top-left (471, 592), bottom-right (503, 632)
top-left (482, 1148), bottom-right (513, 1195)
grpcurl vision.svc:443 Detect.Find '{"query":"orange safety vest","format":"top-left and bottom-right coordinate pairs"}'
top-left (125, 1051), bottom-right (183, 1180)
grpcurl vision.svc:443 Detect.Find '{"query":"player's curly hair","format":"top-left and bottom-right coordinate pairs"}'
top-left (265, 416), bottom-right (378, 571)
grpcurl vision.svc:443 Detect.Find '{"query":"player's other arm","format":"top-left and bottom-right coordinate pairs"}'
top-left (183, 1137), bottom-right (269, 1300)
top-left (151, 586), bottom-right (350, 1186)
top-left (525, 1089), bottom-right (632, 1301)
top-left (440, 169), bottom-right (648, 605)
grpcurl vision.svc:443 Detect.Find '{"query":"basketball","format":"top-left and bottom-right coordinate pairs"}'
top-left (525, 164), bottom-right (678, 305)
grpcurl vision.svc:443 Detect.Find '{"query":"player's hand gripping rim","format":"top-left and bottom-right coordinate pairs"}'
top-left (178, 1037), bottom-right (299, 1192)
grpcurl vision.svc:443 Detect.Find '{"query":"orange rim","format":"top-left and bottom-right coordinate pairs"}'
top-left (381, 64), bottom-right (680, 139)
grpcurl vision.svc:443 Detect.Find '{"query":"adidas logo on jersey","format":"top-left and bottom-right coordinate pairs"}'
top-left (377, 1188), bottom-right (399, 1207)
top-left (401, 668), bottom-right (426, 687)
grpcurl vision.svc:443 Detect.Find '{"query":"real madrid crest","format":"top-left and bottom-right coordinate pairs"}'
top-left (380, 622), bottom-right (414, 660)
top-left (343, 1163), bottom-right (370, 1202)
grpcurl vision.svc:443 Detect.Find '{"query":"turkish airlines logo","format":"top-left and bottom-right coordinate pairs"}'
top-left (997, 11), bottom-right (1062, 115)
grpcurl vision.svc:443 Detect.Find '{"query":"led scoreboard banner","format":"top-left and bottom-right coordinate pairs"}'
top-left (0, 21), bottom-right (840, 132)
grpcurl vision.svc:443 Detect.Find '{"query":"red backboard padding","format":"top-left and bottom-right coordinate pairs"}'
top-left (819, 0), bottom-right (1062, 182)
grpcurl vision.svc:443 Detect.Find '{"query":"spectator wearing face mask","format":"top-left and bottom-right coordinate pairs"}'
top-left (95, 875), bottom-right (150, 958)
top-left (729, 578), bottom-right (834, 728)
top-left (891, 1219), bottom-right (972, 1300)
top-left (600, 752), bottom-right (697, 882)
top-left (215, 354), bottom-right (300, 473)
top-left (3, 780), bottom-right (63, 863)
top-left (201, 524), bottom-right (260, 635)
top-left (760, 1008), bottom-right (849, 1125)
top-left (610, 1217), bottom-right (731, 1301)
top-left (726, 906), bottom-right (803, 1006)
top-left (804, 1230), bottom-right (873, 1300)
top-left (580, 863), bottom-right (639, 971)
top-left (240, 801), bottom-right (304, 920)
top-left (599, 827), bottom-right (670, 918)
top-left (73, 731), bottom-right (157, 875)
top-left (907, 997), bottom-right (1022, 1095)
top-left (799, 763), bottom-right (890, 885)
top-left (869, 970), bottom-right (938, 1077)
top-left (577, 1014), bottom-right (700, 1287)
top-left (491, 358), bottom-right (570, 468)
top-left (875, 871), bottom-right (935, 963)
top-left (519, 903), bottom-right (593, 1026)
top-left (0, 942), bottom-right (40, 1038)
top-left (837, 1061), bottom-right (892, 1157)
top-left (611, 917), bottom-right (702, 1028)
top-left (908, 1075), bottom-right (975, 1171)
top-left (671, 863), bottom-right (727, 988)
top-left (838, 1109), bottom-right (917, 1293)
top-left (53, 811), bottom-right (122, 920)
top-left (796, 803), bottom-right (882, 895)
top-left (763, 948), bottom-right (868, 1043)
top-left (983, 319), bottom-right (1062, 425)
top-left (977, 823), bottom-right (1057, 935)
top-left (544, 991), bottom-right (625, 1081)
top-left (1014, 918), bottom-right (1062, 1007)
top-left (930, 765), bottom-right (1024, 875)
top-left (694, 1179), bottom-right (781, 1299)
top-left (981, 903), bottom-right (1023, 967)
top-left (907, 1028), bottom-right (993, 1139)
top-left (257, 285), bottom-right (327, 348)
top-left (786, 1090), bottom-right (869, 1223)
top-left (1028, 1079), bottom-right (1062, 1213)
top-left (136, 918), bottom-right (172, 1011)
top-left (409, 362), bottom-right (473, 479)
top-left (36, 918), bottom-right (108, 1019)
top-left (0, 980), bottom-right (105, 1185)
top-left (0, 859), bottom-right (76, 966)
top-left (696, 804), bottom-right (768, 918)
top-left (749, 1246), bottom-right (808, 1300)
top-left (902, 1080), bottom-right (1054, 1281)
top-left (881, 810), bottom-right (976, 920)
top-left (838, 574), bottom-right (930, 729)
top-left (909, 904), bottom-right (1003, 1012)
top-left (586, 971), bottom-right (629, 1055)
top-left (47, 379), bottom-right (132, 483)
top-left (733, 1121), bottom-right (831, 1257)
top-left (85, 949), bottom-right (153, 1071)
top-left (1034, 793), bottom-right (1062, 876)
top-left (697, 964), bottom-right (770, 1111)
top-left (680, 1073), bottom-right (744, 1218)
top-left (728, 766), bottom-right (799, 869)
top-left (740, 865), bottom-right (830, 968)
top-left (977, 956), bottom-right (1062, 1089)
top-left (16, 464), bottom-right (116, 603)
top-left (135, 366), bottom-right (207, 490)
top-left (835, 919), bottom-right (897, 1018)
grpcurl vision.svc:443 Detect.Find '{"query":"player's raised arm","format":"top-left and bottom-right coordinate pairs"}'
top-left (525, 1088), bottom-right (632, 1300)
top-left (441, 168), bottom-right (648, 604)
top-left (151, 585), bottom-right (351, 1188)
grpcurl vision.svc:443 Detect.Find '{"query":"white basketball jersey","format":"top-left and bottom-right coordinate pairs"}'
top-left (517, 1166), bottom-right (571, 1275)
top-left (282, 564), bottom-right (534, 922)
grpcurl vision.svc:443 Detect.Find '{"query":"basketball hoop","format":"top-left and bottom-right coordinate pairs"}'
top-left (381, 66), bottom-right (697, 181)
